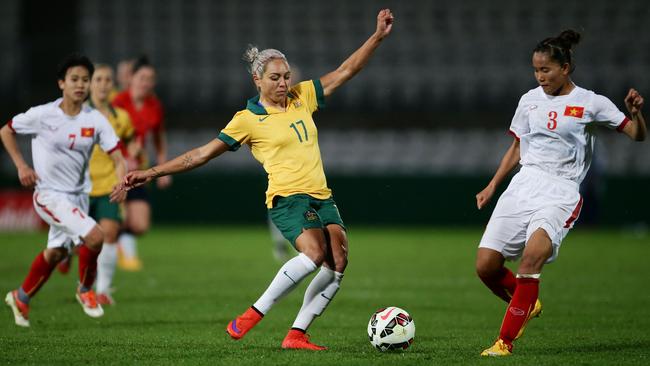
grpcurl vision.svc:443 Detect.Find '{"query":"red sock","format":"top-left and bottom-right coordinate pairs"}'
top-left (21, 252), bottom-right (57, 298)
top-left (499, 277), bottom-right (539, 346)
top-left (480, 267), bottom-right (517, 303)
top-left (78, 244), bottom-right (100, 290)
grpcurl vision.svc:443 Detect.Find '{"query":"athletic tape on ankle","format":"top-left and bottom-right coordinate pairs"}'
top-left (516, 273), bottom-right (541, 279)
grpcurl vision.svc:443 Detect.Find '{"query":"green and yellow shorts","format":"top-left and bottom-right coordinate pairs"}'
top-left (269, 194), bottom-right (346, 247)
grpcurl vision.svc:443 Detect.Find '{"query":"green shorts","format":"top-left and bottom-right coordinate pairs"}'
top-left (269, 194), bottom-right (346, 247)
top-left (89, 194), bottom-right (122, 222)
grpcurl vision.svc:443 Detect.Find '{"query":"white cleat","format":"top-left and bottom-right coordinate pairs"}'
top-left (76, 289), bottom-right (104, 318)
top-left (5, 290), bottom-right (30, 327)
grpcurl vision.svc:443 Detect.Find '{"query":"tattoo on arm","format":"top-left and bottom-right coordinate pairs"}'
top-left (182, 153), bottom-right (194, 169)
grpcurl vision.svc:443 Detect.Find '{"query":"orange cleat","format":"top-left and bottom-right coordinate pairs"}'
top-left (281, 329), bottom-right (327, 351)
top-left (226, 307), bottom-right (263, 340)
top-left (117, 256), bottom-right (143, 272)
top-left (97, 292), bottom-right (115, 306)
top-left (5, 290), bottom-right (30, 327)
top-left (76, 288), bottom-right (104, 318)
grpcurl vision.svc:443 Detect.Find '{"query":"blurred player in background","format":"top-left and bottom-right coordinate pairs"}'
top-left (108, 58), bottom-right (135, 101)
top-left (113, 56), bottom-right (171, 271)
top-left (1, 54), bottom-right (127, 327)
top-left (116, 9), bottom-right (394, 350)
top-left (474, 30), bottom-right (646, 356)
top-left (87, 64), bottom-right (135, 305)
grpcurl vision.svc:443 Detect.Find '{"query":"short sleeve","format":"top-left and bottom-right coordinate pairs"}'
top-left (592, 94), bottom-right (627, 131)
top-left (115, 108), bottom-right (135, 140)
top-left (290, 80), bottom-right (325, 114)
top-left (96, 114), bottom-right (120, 153)
top-left (10, 106), bottom-right (43, 135)
top-left (508, 95), bottom-right (530, 140)
top-left (218, 112), bottom-right (251, 151)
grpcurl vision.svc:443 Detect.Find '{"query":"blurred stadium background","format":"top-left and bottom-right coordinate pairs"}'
top-left (1, 0), bottom-right (649, 229)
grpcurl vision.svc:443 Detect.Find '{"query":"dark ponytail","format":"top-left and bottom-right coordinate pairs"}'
top-left (533, 29), bottom-right (581, 73)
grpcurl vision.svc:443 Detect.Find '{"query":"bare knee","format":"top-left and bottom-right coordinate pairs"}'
top-left (127, 220), bottom-right (149, 236)
top-left (126, 201), bottom-right (150, 235)
top-left (326, 225), bottom-right (348, 273)
top-left (333, 254), bottom-right (348, 273)
top-left (83, 226), bottom-right (105, 251)
top-left (301, 245), bottom-right (326, 266)
top-left (518, 253), bottom-right (548, 274)
top-left (476, 248), bottom-right (505, 280)
top-left (99, 219), bottom-right (120, 243)
top-left (519, 229), bottom-right (552, 274)
top-left (43, 247), bottom-right (68, 264)
top-left (295, 229), bottom-right (327, 266)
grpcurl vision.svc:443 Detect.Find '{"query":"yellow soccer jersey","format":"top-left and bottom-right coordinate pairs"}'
top-left (218, 80), bottom-right (330, 208)
top-left (89, 105), bottom-right (134, 196)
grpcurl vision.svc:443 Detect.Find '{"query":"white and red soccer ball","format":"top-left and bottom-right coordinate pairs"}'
top-left (367, 306), bottom-right (415, 351)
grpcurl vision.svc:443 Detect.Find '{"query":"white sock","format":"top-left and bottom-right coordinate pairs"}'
top-left (298, 266), bottom-right (336, 313)
top-left (253, 253), bottom-right (317, 314)
top-left (96, 242), bottom-right (118, 294)
top-left (119, 233), bottom-right (138, 258)
top-left (292, 268), bottom-right (343, 331)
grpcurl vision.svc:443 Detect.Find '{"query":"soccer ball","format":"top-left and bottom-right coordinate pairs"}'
top-left (367, 306), bottom-right (415, 351)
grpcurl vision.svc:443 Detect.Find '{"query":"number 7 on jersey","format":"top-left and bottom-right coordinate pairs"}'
top-left (290, 120), bottom-right (308, 142)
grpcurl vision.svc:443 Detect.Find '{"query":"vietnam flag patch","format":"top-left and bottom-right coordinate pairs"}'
top-left (564, 106), bottom-right (584, 118)
top-left (81, 127), bottom-right (95, 137)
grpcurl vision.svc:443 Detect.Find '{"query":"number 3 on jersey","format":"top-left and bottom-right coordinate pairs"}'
top-left (547, 111), bottom-right (558, 130)
top-left (290, 120), bottom-right (308, 142)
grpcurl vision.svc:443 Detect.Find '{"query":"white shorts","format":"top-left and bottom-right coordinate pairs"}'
top-left (33, 190), bottom-right (97, 249)
top-left (479, 167), bottom-right (583, 263)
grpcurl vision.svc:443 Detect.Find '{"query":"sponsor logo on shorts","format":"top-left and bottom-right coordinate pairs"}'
top-left (304, 209), bottom-right (318, 222)
top-left (508, 307), bottom-right (526, 316)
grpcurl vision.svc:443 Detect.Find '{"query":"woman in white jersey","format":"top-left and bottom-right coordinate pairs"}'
top-left (475, 30), bottom-right (646, 357)
top-left (0, 54), bottom-right (127, 327)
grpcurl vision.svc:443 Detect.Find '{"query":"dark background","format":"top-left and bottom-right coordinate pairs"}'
top-left (1, 0), bottom-right (648, 227)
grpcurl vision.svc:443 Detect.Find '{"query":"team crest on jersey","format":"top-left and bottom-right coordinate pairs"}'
top-left (304, 209), bottom-right (318, 222)
top-left (81, 127), bottom-right (95, 137)
top-left (564, 105), bottom-right (584, 118)
top-left (293, 100), bottom-right (302, 108)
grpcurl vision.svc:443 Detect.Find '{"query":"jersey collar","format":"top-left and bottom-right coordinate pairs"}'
top-left (87, 99), bottom-right (118, 118)
top-left (246, 93), bottom-right (296, 115)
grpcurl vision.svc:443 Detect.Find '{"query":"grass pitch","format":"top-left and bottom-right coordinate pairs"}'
top-left (1, 226), bottom-right (649, 365)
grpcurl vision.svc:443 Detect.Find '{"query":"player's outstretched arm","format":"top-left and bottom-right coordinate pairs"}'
top-left (109, 149), bottom-right (128, 203)
top-left (0, 124), bottom-right (39, 187)
top-left (621, 88), bottom-right (646, 141)
top-left (153, 127), bottom-right (173, 189)
top-left (111, 138), bottom-right (229, 200)
top-left (476, 138), bottom-right (521, 210)
top-left (320, 8), bottom-right (394, 97)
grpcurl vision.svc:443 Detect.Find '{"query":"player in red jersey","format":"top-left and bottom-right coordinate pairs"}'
top-left (112, 56), bottom-right (171, 270)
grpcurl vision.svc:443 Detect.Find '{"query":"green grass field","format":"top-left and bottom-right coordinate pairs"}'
top-left (1, 226), bottom-right (649, 365)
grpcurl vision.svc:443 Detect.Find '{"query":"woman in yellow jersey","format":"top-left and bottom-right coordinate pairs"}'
top-left (88, 65), bottom-right (135, 305)
top-left (116, 9), bottom-right (394, 350)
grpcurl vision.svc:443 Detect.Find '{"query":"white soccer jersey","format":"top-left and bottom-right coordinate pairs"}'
top-left (9, 98), bottom-right (119, 194)
top-left (509, 86), bottom-right (628, 185)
